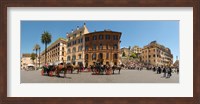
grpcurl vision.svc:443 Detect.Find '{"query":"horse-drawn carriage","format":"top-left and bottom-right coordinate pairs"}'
top-left (41, 64), bottom-right (56, 76)
top-left (91, 62), bottom-right (122, 75)
top-left (41, 63), bottom-right (82, 77)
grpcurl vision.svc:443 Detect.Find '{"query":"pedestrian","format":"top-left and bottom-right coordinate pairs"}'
top-left (166, 67), bottom-right (171, 78)
top-left (163, 67), bottom-right (166, 77)
top-left (177, 67), bottom-right (179, 74)
top-left (153, 67), bottom-right (156, 72)
top-left (158, 67), bottom-right (161, 74)
top-left (169, 67), bottom-right (172, 77)
top-left (157, 67), bottom-right (159, 74)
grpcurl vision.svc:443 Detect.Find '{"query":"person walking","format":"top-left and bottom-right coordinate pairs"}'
top-left (163, 67), bottom-right (166, 78)
top-left (169, 67), bottom-right (172, 77)
top-left (157, 67), bottom-right (159, 74)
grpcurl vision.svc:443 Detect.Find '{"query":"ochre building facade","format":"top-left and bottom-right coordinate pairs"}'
top-left (84, 30), bottom-right (122, 67)
top-left (141, 41), bottom-right (173, 66)
top-left (40, 38), bottom-right (67, 65)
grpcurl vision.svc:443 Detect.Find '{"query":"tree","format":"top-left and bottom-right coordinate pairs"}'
top-left (122, 52), bottom-right (126, 57)
top-left (33, 44), bottom-right (40, 68)
top-left (130, 53), bottom-right (137, 58)
top-left (41, 31), bottom-right (52, 64)
top-left (30, 53), bottom-right (36, 64)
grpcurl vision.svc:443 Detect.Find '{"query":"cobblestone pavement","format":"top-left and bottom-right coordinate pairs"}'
top-left (21, 69), bottom-right (179, 83)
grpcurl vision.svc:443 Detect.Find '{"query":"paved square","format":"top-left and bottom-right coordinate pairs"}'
top-left (21, 69), bottom-right (179, 83)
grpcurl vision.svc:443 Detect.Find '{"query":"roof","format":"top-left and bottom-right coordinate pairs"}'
top-left (66, 23), bottom-right (89, 37)
top-left (40, 37), bottom-right (67, 54)
top-left (22, 53), bottom-right (31, 57)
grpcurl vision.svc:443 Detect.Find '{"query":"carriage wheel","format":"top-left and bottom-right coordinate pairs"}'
top-left (41, 70), bottom-right (44, 76)
top-left (49, 71), bottom-right (53, 76)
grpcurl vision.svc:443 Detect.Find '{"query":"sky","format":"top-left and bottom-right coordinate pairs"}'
top-left (21, 21), bottom-right (179, 62)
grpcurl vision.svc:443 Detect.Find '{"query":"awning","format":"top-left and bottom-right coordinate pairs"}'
top-left (27, 64), bottom-right (34, 67)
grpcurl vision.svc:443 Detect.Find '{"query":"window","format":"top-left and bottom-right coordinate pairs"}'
top-left (92, 53), bottom-right (96, 60)
top-left (153, 54), bottom-right (155, 57)
top-left (93, 44), bottom-right (96, 50)
top-left (78, 54), bottom-right (82, 59)
top-left (106, 35), bottom-right (110, 40)
top-left (149, 55), bottom-right (151, 58)
top-left (99, 44), bottom-right (103, 50)
top-left (72, 47), bottom-right (76, 52)
top-left (85, 37), bottom-right (89, 42)
top-left (113, 35), bottom-right (117, 40)
top-left (114, 44), bottom-right (118, 49)
top-left (80, 38), bottom-right (83, 43)
top-left (106, 53), bottom-right (109, 59)
top-left (93, 36), bottom-right (97, 40)
top-left (62, 52), bottom-right (64, 56)
top-left (67, 56), bottom-right (71, 61)
top-left (72, 55), bottom-right (76, 61)
top-left (99, 35), bottom-right (103, 40)
top-left (85, 54), bottom-right (88, 59)
top-left (67, 42), bottom-right (71, 47)
top-left (85, 46), bottom-right (88, 51)
top-left (78, 46), bottom-right (82, 51)
top-left (80, 31), bottom-right (82, 36)
top-left (99, 53), bottom-right (103, 59)
top-left (78, 39), bottom-right (80, 43)
top-left (113, 53), bottom-right (118, 59)
top-left (73, 34), bottom-right (76, 38)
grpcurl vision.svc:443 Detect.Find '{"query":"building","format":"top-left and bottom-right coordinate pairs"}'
top-left (131, 45), bottom-right (142, 54)
top-left (84, 30), bottom-right (122, 67)
top-left (21, 53), bottom-right (38, 69)
top-left (66, 23), bottom-right (89, 66)
top-left (141, 41), bottom-right (173, 66)
top-left (120, 47), bottom-right (130, 57)
top-left (173, 60), bottom-right (179, 68)
top-left (40, 38), bottom-right (67, 65)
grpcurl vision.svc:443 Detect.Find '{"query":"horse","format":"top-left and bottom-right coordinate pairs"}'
top-left (55, 64), bottom-right (68, 78)
top-left (41, 64), bottom-right (57, 76)
top-left (104, 64), bottom-right (112, 75)
top-left (112, 65), bottom-right (122, 74)
top-left (91, 62), bottom-right (107, 75)
top-left (65, 63), bottom-right (81, 74)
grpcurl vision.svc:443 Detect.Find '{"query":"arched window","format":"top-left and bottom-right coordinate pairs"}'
top-left (113, 53), bottom-right (118, 59)
top-left (92, 53), bottom-right (96, 60)
top-left (78, 54), bottom-right (82, 59)
top-left (78, 46), bottom-right (83, 52)
top-left (98, 53), bottom-right (103, 59)
top-left (72, 47), bottom-right (76, 52)
top-left (67, 49), bottom-right (71, 53)
top-left (85, 54), bottom-right (89, 59)
top-left (67, 56), bottom-right (71, 61)
top-left (72, 55), bottom-right (76, 61)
